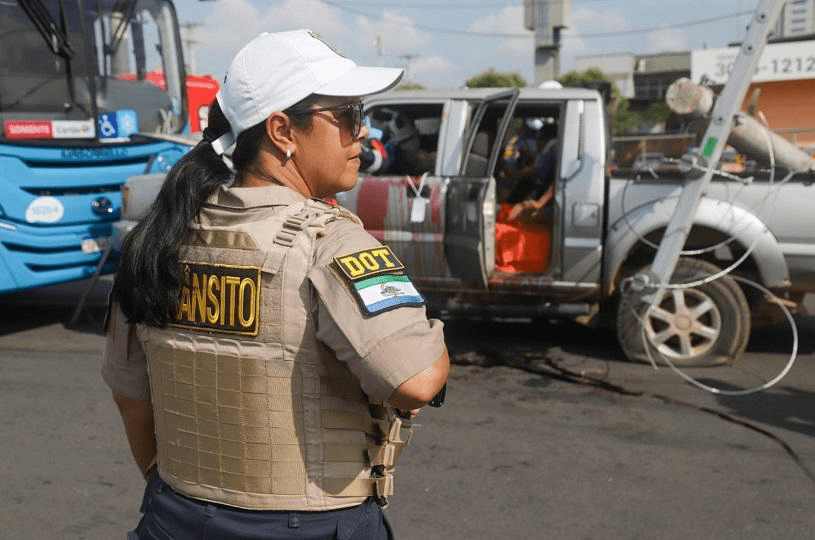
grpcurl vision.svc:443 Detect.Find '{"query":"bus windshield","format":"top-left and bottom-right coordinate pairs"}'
top-left (0, 0), bottom-right (186, 142)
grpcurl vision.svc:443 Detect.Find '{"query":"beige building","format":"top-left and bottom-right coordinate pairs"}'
top-left (572, 51), bottom-right (689, 101)
top-left (571, 34), bottom-right (815, 146)
top-left (775, 0), bottom-right (815, 37)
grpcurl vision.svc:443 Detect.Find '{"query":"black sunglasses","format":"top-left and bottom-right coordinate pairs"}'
top-left (308, 102), bottom-right (363, 138)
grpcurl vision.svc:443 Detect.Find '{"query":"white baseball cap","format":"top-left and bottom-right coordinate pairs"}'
top-left (211, 29), bottom-right (403, 154)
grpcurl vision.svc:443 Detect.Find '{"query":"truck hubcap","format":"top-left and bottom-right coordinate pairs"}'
top-left (643, 287), bottom-right (722, 361)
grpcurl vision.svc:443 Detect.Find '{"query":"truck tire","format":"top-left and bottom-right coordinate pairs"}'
top-left (616, 258), bottom-right (750, 367)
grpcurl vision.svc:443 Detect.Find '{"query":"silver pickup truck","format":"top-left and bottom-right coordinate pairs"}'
top-left (116, 86), bottom-right (814, 367)
top-left (334, 87), bottom-right (815, 367)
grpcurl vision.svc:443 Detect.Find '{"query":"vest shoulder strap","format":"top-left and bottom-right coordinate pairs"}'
top-left (264, 199), bottom-right (362, 274)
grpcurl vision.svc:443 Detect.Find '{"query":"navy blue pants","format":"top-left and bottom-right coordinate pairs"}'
top-left (129, 471), bottom-right (393, 540)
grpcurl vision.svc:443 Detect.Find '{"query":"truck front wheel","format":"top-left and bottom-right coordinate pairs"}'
top-left (616, 258), bottom-right (751, 367)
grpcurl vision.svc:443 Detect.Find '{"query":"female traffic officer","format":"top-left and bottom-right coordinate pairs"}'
top-left (103, 29), bottom-right (449, 540)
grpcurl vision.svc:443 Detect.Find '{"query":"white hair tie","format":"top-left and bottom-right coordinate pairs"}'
top-left (210, 131), bottom-right (235, 155)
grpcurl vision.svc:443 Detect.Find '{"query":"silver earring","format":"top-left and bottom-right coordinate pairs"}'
top-left (286, 148), bottom-right (292, 159)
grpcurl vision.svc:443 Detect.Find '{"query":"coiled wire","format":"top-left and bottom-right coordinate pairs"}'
top-left (620, 112), bottom-right (801, 394)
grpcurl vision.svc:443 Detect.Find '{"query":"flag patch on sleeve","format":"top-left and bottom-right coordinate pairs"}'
top-left (331, 246), bottom-right (424, 315)
top-left (352, 274), bottom-right (425, 315)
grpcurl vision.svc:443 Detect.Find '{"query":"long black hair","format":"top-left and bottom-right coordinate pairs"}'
top-left (113, 95), bottom-right (319, 327)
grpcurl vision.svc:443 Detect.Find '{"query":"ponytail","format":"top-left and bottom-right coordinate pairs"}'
top-left (113, 101), bottom-right (236, 326)
top-left (113, 94), bottom-right (320, 326)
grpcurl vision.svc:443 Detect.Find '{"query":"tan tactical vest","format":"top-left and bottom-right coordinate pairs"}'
top-left (138, 198), bottom-right (411, 511)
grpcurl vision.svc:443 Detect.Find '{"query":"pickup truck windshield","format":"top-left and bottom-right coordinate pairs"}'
top-left (0, 0), bottom-right (185, 141)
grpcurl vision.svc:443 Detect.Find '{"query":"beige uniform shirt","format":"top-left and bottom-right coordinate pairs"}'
top-left (103, 185), bottom-right (445, 404)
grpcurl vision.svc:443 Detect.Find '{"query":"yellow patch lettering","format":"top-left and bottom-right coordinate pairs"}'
top-left (333, 246), bottom-right (405, 281)
top-left (339, 255), bottom-right (366, 278)
top-left (239, 277), bottom-right (256, 328)
top-left (224, 276), bottom-right (240, 326)
top-left (372, 248), bottom-right (397, 268)
top-left (219, 275), bottom-right (226, 325)
top-left (206, 275), bottom-right (220, 324)
top-left (171, 261), bottom-right (261, 336)
top-left (358, 252), bottom-right (379, 271)
top-left (178, 286), bottom-right (192, 322)
top-left (192, 273), bottom-right (206, 322)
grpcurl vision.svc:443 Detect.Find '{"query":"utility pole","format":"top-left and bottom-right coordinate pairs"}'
top-left (399, 53), bottom-right (419, 82)
top-left (375, 34), bottom-right (383, 66)
top-left (524, 0), bottom-right (570, 84)
top-left (180, 21), bottom-right (204, 74)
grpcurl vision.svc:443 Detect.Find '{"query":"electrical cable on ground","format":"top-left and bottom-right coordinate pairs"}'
top-left (492, 351), bottom-right (815, 485)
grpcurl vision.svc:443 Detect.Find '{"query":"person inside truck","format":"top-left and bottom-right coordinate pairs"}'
top-left (501, 118), bottom-right (558, 222)
top-left (493, 118), bottom-right (557, 273)
top-left (359, 114), bottom-right (397, 173)
top-left (361, 108), bottom-right (436, 175)
top-left (103, 29), bottom-right (448, 540)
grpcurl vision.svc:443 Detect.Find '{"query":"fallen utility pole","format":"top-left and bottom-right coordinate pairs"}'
top-left (638, 0), bottom-right (785, 305)
top-left (666, 77), bottom-right (815, 173)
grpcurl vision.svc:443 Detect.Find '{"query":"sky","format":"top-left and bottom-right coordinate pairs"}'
top-left (172, 0), bottom-right (761, 89)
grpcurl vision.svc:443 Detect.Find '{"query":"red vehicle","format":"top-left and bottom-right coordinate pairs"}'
top-left (184, 74), bottom-right (220, 132)
top-left (120, 70), bottom-right (219, 133)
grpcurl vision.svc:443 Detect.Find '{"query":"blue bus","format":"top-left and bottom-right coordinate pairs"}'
top-left (0, 0), bottom-right (191, 293)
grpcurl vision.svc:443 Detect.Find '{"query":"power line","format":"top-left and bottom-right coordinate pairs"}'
top-left (571, 10), bottom-right (754, 39)
top-left (580, 10), bottom-right (754, 38)
top-left (322, 1), bottom-right (754, 40)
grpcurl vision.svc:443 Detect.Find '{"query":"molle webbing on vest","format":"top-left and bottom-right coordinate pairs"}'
top-left (144, 199), bottom-right (411, 511)
top-left (185, 229), bottom-right (257, 250)
top-left (367, 406), bottom-right (413, 506)
top-left (144, 342), bottom-right (310, 498)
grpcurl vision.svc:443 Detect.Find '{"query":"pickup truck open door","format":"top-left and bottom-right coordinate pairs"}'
top-left (445, 89), bottom-right (520, 287)
top-left (447, 91), bottom-right (608, 299)
top-left (339, 89), bottom-right (607, 301)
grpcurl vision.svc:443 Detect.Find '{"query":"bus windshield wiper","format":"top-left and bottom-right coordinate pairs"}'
top-left (16, 0), bottom-right (89, 116)
top-left (18, 0), bottom-right (74, 58)
top-left (105, 0), bottom-right (138, 62)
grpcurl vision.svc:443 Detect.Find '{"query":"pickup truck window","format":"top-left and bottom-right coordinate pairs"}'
top-left (362, 104), bottom-right (443, 176)
top-left (471, 100), bottom-right (563, 275)
top-left (494, 106), bottom-right (561, 207)
top-left (611, 133), bottom-right (695, 178)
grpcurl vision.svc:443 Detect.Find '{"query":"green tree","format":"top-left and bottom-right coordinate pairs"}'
top-left (557, 68), bottom-right (642, 134)
top-left (644, 101), bottom-right (671, 124)
top-left (557, 68), bottom-right (619, 98)
top-left (396, 82), bottom-right (425, 91)
top-left (611, 99), bottom-right (643, 134)
top-left (466, 69), bottom-right (526, 88)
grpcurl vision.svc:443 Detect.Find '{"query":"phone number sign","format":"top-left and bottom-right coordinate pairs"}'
top-left (692, 41), bottom-right (815, 85)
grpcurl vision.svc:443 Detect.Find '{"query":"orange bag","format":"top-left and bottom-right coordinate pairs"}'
top-left (494, 203), bottom-right (551, 273)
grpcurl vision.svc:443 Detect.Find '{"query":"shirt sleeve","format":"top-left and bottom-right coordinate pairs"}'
top-left (101, 302), bottom-right (151, 401)
top-left (307, 218), bottom-right (446, 402)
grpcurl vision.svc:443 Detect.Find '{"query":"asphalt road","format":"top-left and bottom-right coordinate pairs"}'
top-left (1, 279), bottom-right (814, 539)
